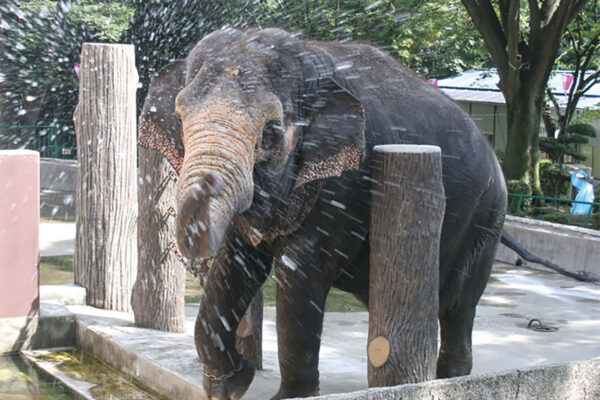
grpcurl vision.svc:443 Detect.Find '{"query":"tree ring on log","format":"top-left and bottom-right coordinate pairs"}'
top-left (368, 336), bottom-right (390, 368)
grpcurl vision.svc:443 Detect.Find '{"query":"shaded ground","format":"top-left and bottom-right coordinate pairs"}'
top-left (40, 256), bottom-right (366, 312)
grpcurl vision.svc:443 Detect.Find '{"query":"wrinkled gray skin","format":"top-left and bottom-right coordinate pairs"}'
top-left (139, 28), bottom-right (506, 400)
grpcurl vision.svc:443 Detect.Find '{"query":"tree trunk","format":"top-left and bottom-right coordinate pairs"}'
top-left (131, 146), bottom-right (186, 331)
top-left (503, 88), bottom-right (544, 195)
top-left (74, 43), bottom-right (138, 312)
top-left (368, 145), bottom-right (444, 387)
top-left (235, 290), bottom-right (263, 370)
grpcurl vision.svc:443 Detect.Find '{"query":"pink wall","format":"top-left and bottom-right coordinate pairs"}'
top-left (0, 150), bottom-right (40, 318)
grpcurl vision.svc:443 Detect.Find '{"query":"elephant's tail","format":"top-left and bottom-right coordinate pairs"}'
top-left (500, 231), bottom-right (598, 283)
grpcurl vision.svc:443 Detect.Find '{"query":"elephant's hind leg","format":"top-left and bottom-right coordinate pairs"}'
top-left (437, 228), bottom-right (499, 378)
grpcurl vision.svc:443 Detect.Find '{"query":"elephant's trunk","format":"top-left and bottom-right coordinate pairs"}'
top-left (176, 113), bottom-right (257, 259)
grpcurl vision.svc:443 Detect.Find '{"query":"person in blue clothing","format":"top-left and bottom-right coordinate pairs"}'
top-left (570, 169), bottom-right (595, 214)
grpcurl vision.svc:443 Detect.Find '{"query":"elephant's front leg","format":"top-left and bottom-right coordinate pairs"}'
top-left (195, 231), bottom-right (271, 400)
top-left (272, 245), bottom-right (333, 400)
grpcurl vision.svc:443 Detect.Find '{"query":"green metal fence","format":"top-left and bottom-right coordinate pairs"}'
top-left (0, 124), bottom-right (76, 159)
top-left (507, 193), bottom-right (600, 230)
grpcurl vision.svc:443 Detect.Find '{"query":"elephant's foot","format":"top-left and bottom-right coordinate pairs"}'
top-left (270, 384), bottom-right (320, 400)
top-left (436, 347), bottom-right (472, 378)
top-left (202, 357), bottom-right (255, 400)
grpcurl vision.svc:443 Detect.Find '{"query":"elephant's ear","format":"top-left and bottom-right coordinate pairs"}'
top-left (138, 59), bottom-right (187, 174)
top-left (296, 78), bottom-right (366, 187)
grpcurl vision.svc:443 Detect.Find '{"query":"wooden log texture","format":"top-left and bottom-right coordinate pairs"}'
top-left (236, 290), bottom-right (264, 370)
top-left (368, 144), bottom-right (445, 387)
top-left (131, 146), bottom-right (186, 332)
top-left (74, 43), bottom-right (138, 312)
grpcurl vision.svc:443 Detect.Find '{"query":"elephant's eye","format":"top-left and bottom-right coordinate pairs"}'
top-left (260, 120), bottom-right (283, 152)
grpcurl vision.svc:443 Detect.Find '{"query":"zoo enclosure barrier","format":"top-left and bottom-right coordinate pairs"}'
top-left (507, 193), bottom-right (600, 230)
top-left (0, 123), bottom-right (76, 159)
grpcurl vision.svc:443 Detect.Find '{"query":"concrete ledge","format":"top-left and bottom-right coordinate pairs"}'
top-left (0, 303), bottom-right (75, 355)
top-left (72, 306), bottom-right (206, 399)
top-left (305, 357), bottom-right (600, 400)
top-left (40, 284), bottom-right (86, 306)
top-left (496, 215), bottom-right (600, 279)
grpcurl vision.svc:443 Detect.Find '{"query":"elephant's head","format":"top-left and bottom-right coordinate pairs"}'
top-left (139, 28), bottom-right (366, 260)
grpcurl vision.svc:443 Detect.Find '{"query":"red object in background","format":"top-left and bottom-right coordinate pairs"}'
top-left (563, 74), bottom-right (574, 96)
top-left (61, 148), bottom-right (72, 156)
top-left (427, 78), bottom-right (438, 87)
top-left (0, 150), bottom-right (40, 319)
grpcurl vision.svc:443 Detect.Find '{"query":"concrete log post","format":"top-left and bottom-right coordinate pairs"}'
top-left (131, 147), bottom-right (186, 332)
top-left (368, 144), bottom-right (445, 387)
top-left (74, 43), bottom-right (138, 312)
top-left (236, 290), bottom-right (263, 369)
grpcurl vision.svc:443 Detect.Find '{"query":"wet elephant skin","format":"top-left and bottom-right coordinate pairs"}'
top-left (138, 28), bottom-right (507, 400)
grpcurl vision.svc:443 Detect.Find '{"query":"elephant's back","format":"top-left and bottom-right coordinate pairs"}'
top-left (308, 41), bottom-right (503, 207)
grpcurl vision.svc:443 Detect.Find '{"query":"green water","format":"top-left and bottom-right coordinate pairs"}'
top-left (0, 354), bottom-right (75, 399)
top-left (1, 349), bottom-right (164, 399)
top-left (29, 349), bottom-right (164, 399)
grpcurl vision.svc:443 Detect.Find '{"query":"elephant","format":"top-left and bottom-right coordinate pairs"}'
top-left (138, 27), bottom-right (507, 399)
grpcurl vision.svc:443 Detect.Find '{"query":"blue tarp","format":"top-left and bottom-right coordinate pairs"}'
top-left (570, 170), bottom-right (595, 215)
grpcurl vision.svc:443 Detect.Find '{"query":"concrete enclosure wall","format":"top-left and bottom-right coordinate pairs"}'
top-left (39, 158), bottom-right (77, 220)
top-left (311, 357), bottom-right (600, 400)
top-left (496, 215), bottom-right (600, 279)
top-left (40, 158), bottom-right (77, 192)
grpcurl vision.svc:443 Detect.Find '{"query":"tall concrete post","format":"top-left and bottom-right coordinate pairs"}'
top-left (74, 43), bottom-right (138, 312)
top-left (368, 144), bottom-right (445, 387)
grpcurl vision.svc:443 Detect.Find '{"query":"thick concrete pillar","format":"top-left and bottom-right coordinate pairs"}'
top-left (74, 43), bottom-right (138, 312)
top-left (0, 150), bottom-right (40, 318)
top-left (368, 144), bottom-right (445, 387)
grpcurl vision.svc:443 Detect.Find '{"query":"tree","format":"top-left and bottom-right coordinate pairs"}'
top-left (125, 0), bottom-right (258, 113)
top-left (0, 1), bottom-right (133, 135)
top-left (461, 0), bottom-right (589, 193)
top-left (545, 1), bottom-right (599, 138)
top-left (256, 0), bottom-right (489, 78)
top-left (539, 121), bottom-right (597, 162)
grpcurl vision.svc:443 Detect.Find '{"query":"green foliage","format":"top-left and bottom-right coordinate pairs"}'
top-left (539, 159), bottom-right (570, 198)
top-left (255, 1), bottom-right (489, 78)
top-left (2, 0), bottom-right (492, 129)
top-left (546, 1), bottom-right (600, 153)
top-left (506, 179), bottom-right (532, 214)
top-left (539, 212), bottom-right (570, 225)
top-left (591, 213), bottom-right (600, 230)
top-left (66, 1), bottom-right (133, 42)
top-left (539, 122), bottom-right (597, 163)
top-left (568, 123), bottom-right (598, 139)
top-left (0, 0), bottom-right (134, 134)
top-left (506, 179), bottom-right (532, 196)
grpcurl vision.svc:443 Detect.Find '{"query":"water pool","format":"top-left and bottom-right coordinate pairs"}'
top-left (1, 349), bottom-right (164, 399)
top-left (0, 353), bottom-right (75, 399)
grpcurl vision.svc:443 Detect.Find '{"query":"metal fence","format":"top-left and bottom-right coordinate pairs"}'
top-left (0, 124), bottom-right (77, 159)
top-left (507, 193), bottom-right (600, 230)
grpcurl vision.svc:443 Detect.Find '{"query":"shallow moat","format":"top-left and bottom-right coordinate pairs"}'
top-left (2, 349), bottom-right (163, 400)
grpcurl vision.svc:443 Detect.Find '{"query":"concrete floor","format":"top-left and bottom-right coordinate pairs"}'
top-left (228, 264), bottom-right (600, 398)
top-left (40, 222), bottom-right (76, 256)
top-left (58, 263), bottom-right (600, 400)
top-left (37, 222), bottom-right (600, 399)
